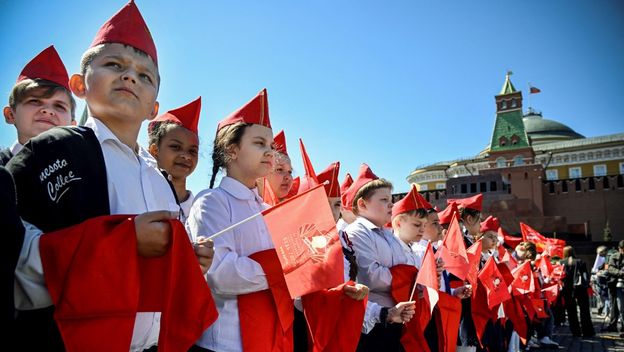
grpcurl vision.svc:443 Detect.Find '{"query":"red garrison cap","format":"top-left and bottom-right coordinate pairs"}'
top-left (438, 201), bottom-right (459, 226)
top-left (317, 162), bottom-right (341, 198)
top-left (480, 215), bottom-right (500, 233)
top-left (447, 193), bottom-right (482, 212)
top-left (391, 184), bottom-right (433, 219)
top-left (17, 45), bottom-right (69, 91)
top-left (341, 163), bottom-right (378, 211)
top-left (149, 97), bottom-right (201, 134)
top-left (340, 173), bottom-right (353, 196)
top-left (217, 88), bottom-right (271, 131)
top-left (273, 130), bottom-right (287, 155)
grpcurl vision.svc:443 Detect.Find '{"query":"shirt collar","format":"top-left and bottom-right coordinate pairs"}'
top-left (394, 233), bottom-right (414, 252)
top-left (10, 140), bottom-right (23, 156)
top-left (355, 216), bottom-right (381, 231)
top-left (219, 176), bottom-right (264, 203)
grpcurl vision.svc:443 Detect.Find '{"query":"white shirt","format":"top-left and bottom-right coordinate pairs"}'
top-left (346, 217), bottom-right (407, 307)
top-left (14, 117), bottom-right (180, 352)
top-left (10, 140), bottom-right (23, 156)
top-left (179, 190), bottom-right (195, 227)
top-left (187, 176), bottom-right (273, 352)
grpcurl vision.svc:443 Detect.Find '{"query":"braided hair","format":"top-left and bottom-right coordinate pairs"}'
top-left (209, 122), bottom-right (251, 189)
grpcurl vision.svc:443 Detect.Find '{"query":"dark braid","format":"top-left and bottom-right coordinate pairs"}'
top-left (209, 122), bottom-right (251, 189)
top-left (343, 247), bottom-right (359, 281)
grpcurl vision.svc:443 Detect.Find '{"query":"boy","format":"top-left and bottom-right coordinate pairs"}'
top-left (7, 2), bottom-right (214, 351)
top-left (1, 46), bottom-right (75, 165)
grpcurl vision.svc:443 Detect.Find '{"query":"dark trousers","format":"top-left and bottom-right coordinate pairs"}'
top-left (357, 323), bottom-right (404, 352)
top-left (564, 287), bottom-right (595, 337)
top-left (607, 283), bottom-right (620, 329)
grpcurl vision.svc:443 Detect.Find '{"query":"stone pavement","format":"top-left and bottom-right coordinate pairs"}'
top-left (538, 308), bottom-right (624, 352)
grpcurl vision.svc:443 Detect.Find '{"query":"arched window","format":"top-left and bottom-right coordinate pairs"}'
top-left (513, 155), bottom-right (524, 166)
top-left (496, 157), bottom-right (506, 168)
top-left (499, 136), bottom-right (508, 147)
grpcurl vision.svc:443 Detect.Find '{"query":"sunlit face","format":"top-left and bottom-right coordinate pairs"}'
top-left (357, 187), bottom-right (393, 228)
top-left (227, 124), bottom-right (274, 187)
top-left (4, 89), bottom-right (73, 144)
top-left (423, 211), bottom-right (443, 242)
top-left (328, 196), bottom-right (342, 223)
top-left (463, 212), bottom-right (482, 237)
top-left (394, 213), bottom-right (427, 244)
top-left (73, 43), bottom-right (159, 126)
top-left (149, 124), bottom-right (199, 181)
top-left (481, 230), bottom-right (498, 251)
top-left (266, 153), bottom-right (293, 199)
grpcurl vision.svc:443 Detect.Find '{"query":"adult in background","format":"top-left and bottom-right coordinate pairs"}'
top-left (561, 246), bottom-right (595, 338)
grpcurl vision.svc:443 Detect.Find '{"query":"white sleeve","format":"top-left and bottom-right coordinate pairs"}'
top-left (187, 192), bottom-right (268, 296)
top-left (14, 220), bottom-right (52, 310)
top-left (362, 300), bottom-right (382, 334)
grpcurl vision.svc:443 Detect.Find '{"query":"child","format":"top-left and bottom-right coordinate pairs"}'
top-left (344, 163), bottom-right (411, 351)
top-left (187, 89), bottom-right (287, 351)
top-left (1, 45), bottom-right (75, 165)
top-left (148, 97), bottom-right (201, 224)
top-left (264, 130), bottom-right (294, 202)
top-left (8, 2), bottom-right (213, 350)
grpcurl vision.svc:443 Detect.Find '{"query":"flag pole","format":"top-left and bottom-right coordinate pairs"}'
top-left (206, 212), bottom-right (263, 240)
top-left (408, 279), bottom-right (418, 302)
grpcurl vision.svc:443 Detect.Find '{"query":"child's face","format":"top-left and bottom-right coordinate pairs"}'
top-left (4, 89), bottom-right (73, 144)
top-left (72, 43), bottom-right (159, 126)
top-left (394, 213), bottom-right (427, 244)
top-left (481, 231), bottom-right (498, 251)
top-left (423, 212), bottom-right (443, 242)
top-left (150, 125), bottom-right (199, 181)
top-left (463, 213), bottom-right (482, 236)
top-left (358, 187), bottom-right (393, 228)
top-left (328, 197), bottom-right (342, 223)
top-left (267, 154), bottom-right (293, 199)
top-left (228, 124), bottom-right (274, 188)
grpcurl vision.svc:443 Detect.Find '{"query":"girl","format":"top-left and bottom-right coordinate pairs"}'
top-left (264, 130), bottom-right (294, 202)
top-left (187, 89), bottom-right (286, 352)
top-left (148, 97), bottom-right (201, 224)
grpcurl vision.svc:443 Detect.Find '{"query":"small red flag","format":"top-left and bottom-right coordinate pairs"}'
top-left (541, 284), bottom-right (559, 304)
top-left (297, 138), bottom-right (319, 194)
top-left (417, 242), bottom-right (440, 315)
top-left (261, 177), bottom-right (279, 206)
top-left (262, 184), bottom-right (344, 298)
top-left (529, 86), bottom-right (541, 94)
top-left (537, 255), bottom-right (554, 279)
top-left (499, 227), bottom-right (522, 249)
top-left (478, 256), bottom-right (511, 309)
top-left (511, 261), bottom-right (535, 296)
top-left (520, 222), bottom-right (548, 253)
top-left (465, 240), bottom-right (482, 290)
top-left (436, 214), bottom-right (469, 280)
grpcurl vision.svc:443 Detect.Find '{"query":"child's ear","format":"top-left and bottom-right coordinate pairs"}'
top-left (69, 74), bottom-right (86, 98)
top-left (356, 198), bottom-right (367, 211)
top-left (226, 144), bottom-right (239, 161)
top-left (148, 143), bottom-right (159, 158)
top-left (149, 101), bottom-right (160, 120)
top-left (3, 106), bottom-right (15, 124)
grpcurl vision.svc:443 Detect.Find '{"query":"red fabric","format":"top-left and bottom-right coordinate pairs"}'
top-left (90, 0), bottom-right (158, 64)
top-left (478, 257), bottom-right (511, 309)
top-left (40, 215), bottom-right (217, 352)
top-left (239, 249), bottom-right (294, 352)
top-left (150, 97), bottom-right (201, 134)
top-left (297, 138), bottom-right (320, 195)
top-left (537, 256), bottom-right (554, 279)
top-left (504, 296), bottom-right (528, 343)
top-left (218, 88), bottom-right (271, 130)
top-left (437, 214), bottom-right (469, 280)
top-left (531, 298), bottom-right (549, 319)
top-left (497, 261), bottom-right (515, 288)
top-left (340, 173), bottom-right (353, 197)
top-left (302, 281), bottom-right (366, 352)
top-left (479, 215), bottom-right (499, 233)
top-left (466, 240), bottom-right (482, 290)
top-left (520, 222), bottom-right (547, 252)
top-left (516, 294), bottom-right (537, 320)
top-left (471, 282), bottom-right (497, 346)
top-left (262, 184), bottom-right (343, 298)
top-left (273, 130), bottom-right (287, 155)
top-left (391, 184), bottom-right (433, 219)
top-left (435, 292), bottom-right (462, 352)
top-left (341, 163), bottom-right (378, 211)
top-left (511, 261), bottom-right (535, 296)
top-left (261, 177), bottom-right (279, 206)
top-left (390, 265), bottom-right (430, 352)
top-left (285, 176), bottom-right (300, 199)
top-left (529, 86), bottom-right (541, 94)
top-left (317, 162), bottom-right (341, 198)
top-left (17, 45), bottom-right (69, 90)
top-left (416, 242), bottom-right (439, 292)
top-left (542, 284), bottom-right (559, 304)
top-left (437, 202), bottom-right (458, 226)
top-left (500, 227), bottom-right (522, 248)
top-left (447, 193), bottom-right (482, 212)
top-left (551, 264), bottom-right (566, 282)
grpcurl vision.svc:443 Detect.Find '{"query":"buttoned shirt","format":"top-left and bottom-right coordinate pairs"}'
top-left (187, 176), bottom-right (273, 352)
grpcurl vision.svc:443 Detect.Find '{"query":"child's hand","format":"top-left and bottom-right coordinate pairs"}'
top-left (194, 236), bottom-right (214, 274)
top-left (134, 210), bottom-right (178, 257)
top-left (436, 257), bottom-right (445, 279)
top-left (344, 283), bottom-right (369, 301)
top-left (388, 301), bottom-right (416, 323)
top-left (453, 284), bottom-right (472, 299)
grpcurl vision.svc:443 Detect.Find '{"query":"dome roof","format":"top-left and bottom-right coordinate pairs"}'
top-left (523, 112), bottom-right (584, 145)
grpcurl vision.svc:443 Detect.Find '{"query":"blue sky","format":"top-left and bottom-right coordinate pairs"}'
top-left (1, 0), bottom-right (623, 193)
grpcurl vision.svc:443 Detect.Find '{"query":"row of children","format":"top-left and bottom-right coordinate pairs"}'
top-left (1, 1), bottom-right (568, 351)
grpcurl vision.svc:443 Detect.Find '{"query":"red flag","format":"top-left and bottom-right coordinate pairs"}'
top-left (511, 261), bottom-right (535, 296)
top-left (537, 255), bottom-right (554, 279)
top-left (531, 299), bottom-right (549, 319)
top-left (262, 184), bottom-right (344, 298)
top-left (436, 214), bottom-right (469, 280)
top-left (504, 297), bottom-right (528, 344)
top-left (435, 292), bottom-right (462, 352)
top-left (466, 240), bottom-right (482, 290)
top-left (478, 257), bottom-right (512, 309)
top-left (501, 227), bottom-right (522, 249)
top-left (551, 264), bottom-right (566, 282)
top-left (285, 176), bottom-right (300, 199)
top-left (520, 222), bottom-right (547, 252)
top-left (261, 177), bottom-right (279, 206)
top-left (297, 138), bottom-right (319, 194)
top-left (541, 284), bottom-right (559, 304)
top-left (529, 86), bottom-right (541, 94)
top-left (390, 265), bottom-right (431, 352)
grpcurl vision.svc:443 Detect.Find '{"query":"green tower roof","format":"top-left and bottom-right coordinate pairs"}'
top-left (499, 71), bottom-right (517, 95)
top-left (490, 72), bottom-right (530, 152)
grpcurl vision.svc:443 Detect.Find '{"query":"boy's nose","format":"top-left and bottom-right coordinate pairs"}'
top-left (121, 71), bottom-right (137, 84)
top-left (40, 106), bottom-right (55, 116)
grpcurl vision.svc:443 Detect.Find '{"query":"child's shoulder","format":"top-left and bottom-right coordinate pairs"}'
top-left (29, 125), bottom-right (95, 146)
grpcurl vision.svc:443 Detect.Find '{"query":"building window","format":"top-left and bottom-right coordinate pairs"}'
top-left (620, 162), bottom-right (624, 174)
top-left (605, 150), bottom-right (611, 158)
top-left (603, 176), bottom-right (610, 189)
top-left (436, 183), bottom-right (446, 190)
top-left (546, 169), bottom-right (558, 181)
top-left (562, 181), bottom-right (568, 193)
top-left (502, 100), bottom-right (508, 109)
top-left (571, 154), bottom-right (577, 162)
top-left (569, 167), bottom-right (582, 179)
top-left (490, 181), bottom-right (497, 192)
top-left (461, 184), bottom-right (467, 193)
top-left (614, 149), bottom-right (620, 157)
top-left (575, 179), bottom-right (582, 192)
top-left (579, 153), bottom-right (586, 161)
top-left (588, 152), bottom-right (594, 160)
top-left (510, 134), bottom-right (520, 145)
top-left (548, 182), bottom-right (555, 194)
top-left (480, 182), bottom-right (487, 192)
top-left (589, 177), bottom-right (595, 190)
top-left (499, 137), bottom-right (508, 147)
top-left (618, 175), bottom-right (624, 188)
top-left (511, 99), bottom-right (517, 108)
top-left (420, 184), bottom-right (428, 191)
top-left (425, 193), bottom-right (430, 201)
top-left (470, 183), bottom-right (477, 193)
top-left (496, 157), bottom-right (506, 168)
top-left (594, 164), bottom-right (607, 177)
top-left (513, 155), bottom-right (524, 166)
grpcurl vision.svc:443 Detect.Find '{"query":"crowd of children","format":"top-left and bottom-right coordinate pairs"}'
top-left (2, 1), bottom-right (578, 351)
